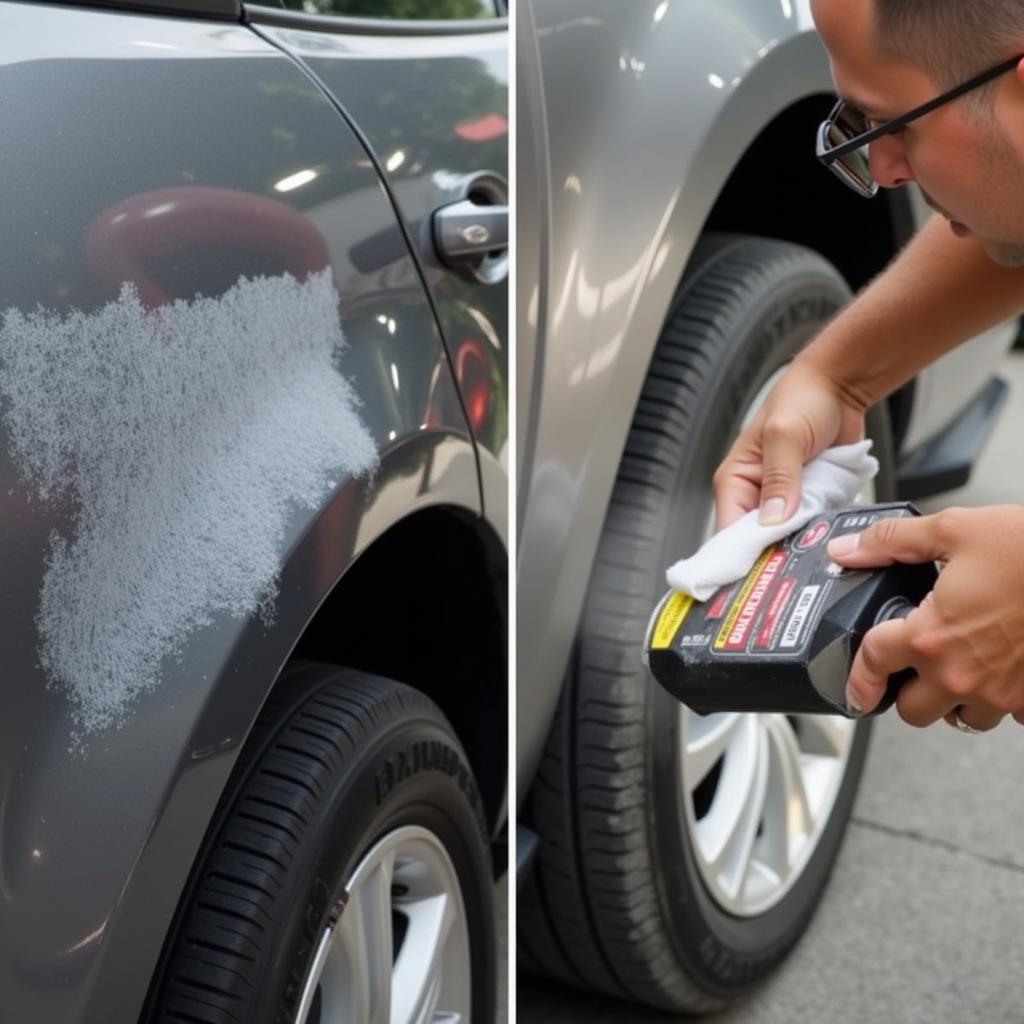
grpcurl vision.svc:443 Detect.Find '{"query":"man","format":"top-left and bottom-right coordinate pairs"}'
top-left (713, 0), bottom-right (1024, 733)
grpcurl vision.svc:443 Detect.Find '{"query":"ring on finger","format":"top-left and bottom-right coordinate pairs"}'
top-left (951, 705), bottom-right (983, 735)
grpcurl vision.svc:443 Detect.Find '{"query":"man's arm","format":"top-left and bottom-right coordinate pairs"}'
top-left (800, 214), bottom-right (1024, 412)
top-left (714, 214), bottom-right (1024, 530)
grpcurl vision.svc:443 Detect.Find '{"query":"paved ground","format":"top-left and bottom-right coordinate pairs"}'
top-left (517, 351), bottom-right (1024, 1022)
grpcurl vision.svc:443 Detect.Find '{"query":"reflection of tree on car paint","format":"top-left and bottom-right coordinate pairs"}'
top-left (281, 0), bottom-right (494, 19)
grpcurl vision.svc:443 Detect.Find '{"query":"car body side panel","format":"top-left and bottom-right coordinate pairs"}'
top-left (514, 0), bottom-right (548, 539)
top-left (0, 5), bottom-right (481, 1020)
top-left (256, 18), bottom-right (510, 496)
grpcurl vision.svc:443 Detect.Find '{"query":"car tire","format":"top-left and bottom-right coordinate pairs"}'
top-left (519, 235), bottom-right (895, 1011)
top-left (144, 662), bottom-right (496, 1024)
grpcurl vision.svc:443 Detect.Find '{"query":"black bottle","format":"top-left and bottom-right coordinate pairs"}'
top-left (645, 502), bottom-right (938, 717)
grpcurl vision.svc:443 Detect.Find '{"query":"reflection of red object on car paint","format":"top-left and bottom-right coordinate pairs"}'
top-left (421, 337), bottom-right (492, 435)
top-left (85, 187), bottom-right (330, 309)
top-left (313, 481), bottom-right (362, 595)
top-left (453, 112), bottom-right (508, 142)
top-left (796, 520), bottom-right (830, 551)
top-left (455, 338), bottom-right (491, 432)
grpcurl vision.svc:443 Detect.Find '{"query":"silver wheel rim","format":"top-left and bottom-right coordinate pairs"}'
top-left (680, 368), bottom-right (873, 917)
top-left (295, 825), bottom-right (472, 1024)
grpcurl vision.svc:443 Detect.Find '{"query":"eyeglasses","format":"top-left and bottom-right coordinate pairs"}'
top-left (816, 54), bottom-right (1023, 198)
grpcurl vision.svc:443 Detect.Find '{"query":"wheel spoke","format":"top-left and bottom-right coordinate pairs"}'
top-left (392, 892), bottom-right (452, 1024)
top-left (763, 714), bottom-right (814, 872)
top-left (294, 926), bottom-right (336, 1024)
top-left (335, 850), bottom-right (396, 1024)
top-left (795, 713), bottom-right (854, 758)
top-left (696, 717), bottom-right (769, 900)
top-left (744, 857), bottom-right (782, 894)
top-left (683, 711), bottom-right (744, 790)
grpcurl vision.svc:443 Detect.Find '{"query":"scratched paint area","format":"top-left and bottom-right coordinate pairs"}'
top-left (0, 270), bottom-right (377, 734)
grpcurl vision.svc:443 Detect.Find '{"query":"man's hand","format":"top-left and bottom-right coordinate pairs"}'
top-left (713, 359), bottom-right (869, 531)
top-left (826, 505), bottom-right (1024, 731)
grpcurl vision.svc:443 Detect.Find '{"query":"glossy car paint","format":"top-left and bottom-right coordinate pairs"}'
top-left (516, 0), bottom-right (1015, 795)
top-left (0, 4), bottom-right (501, 1020)
top-left (254, 7), bottom-right (510, 539)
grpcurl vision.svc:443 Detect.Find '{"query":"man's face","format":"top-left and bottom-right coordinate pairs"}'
top-left (812, 0), bottom-right (1024, 266)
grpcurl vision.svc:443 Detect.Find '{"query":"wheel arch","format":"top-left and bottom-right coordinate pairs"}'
top-left (702, 94), bottom-right (918, 453)
top-left (139, 503), bottom-right (508, 1021)
top-left (289, 504), bottom-right (508, 846)
top-left (142, 665), bottom-right (497, 1024)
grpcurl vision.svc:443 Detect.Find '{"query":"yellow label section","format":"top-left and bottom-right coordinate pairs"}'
top-left (651, 591), bottom-right (694, 650)
top-left (714, 546), bottom-right (776, 650)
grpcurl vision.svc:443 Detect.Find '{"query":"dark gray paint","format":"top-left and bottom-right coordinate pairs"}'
top-left (256, 17), bottom-right (509, 485)
top-left (0, 4), bottom-right (495, 1019)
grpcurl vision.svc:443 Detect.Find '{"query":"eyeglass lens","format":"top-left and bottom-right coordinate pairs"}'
top-left (827, 105), bottom-right (874, 194)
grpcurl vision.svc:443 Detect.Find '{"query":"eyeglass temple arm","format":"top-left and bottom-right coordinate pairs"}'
top-left (823, 53), bottom-right (1024, 162)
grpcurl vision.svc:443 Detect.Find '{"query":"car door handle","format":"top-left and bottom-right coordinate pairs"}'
top-left (433, 199), bottom-right (508, 262)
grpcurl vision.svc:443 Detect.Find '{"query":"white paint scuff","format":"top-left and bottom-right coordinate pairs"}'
top-left (0, 270), bottom-right (377, 733)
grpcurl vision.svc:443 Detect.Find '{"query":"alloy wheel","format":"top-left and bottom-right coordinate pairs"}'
top-left (295, 825), bottom-right (472, 1024)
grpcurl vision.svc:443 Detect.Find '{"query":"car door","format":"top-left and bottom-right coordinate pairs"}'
top-left (0, 2), bottom-right (487, 1020)
top-left (247, 0), bottom-right (510, 536)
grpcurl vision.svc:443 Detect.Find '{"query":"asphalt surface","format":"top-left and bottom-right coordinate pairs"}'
top-left (516, 351), bottom-right (1024, 1023)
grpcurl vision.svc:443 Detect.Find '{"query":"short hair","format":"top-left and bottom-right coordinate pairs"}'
top-left (874, 0), bottom-right (1024, 100)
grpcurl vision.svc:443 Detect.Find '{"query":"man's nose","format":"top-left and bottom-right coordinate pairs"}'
top-left (868, 135), bottom-right (915, 188)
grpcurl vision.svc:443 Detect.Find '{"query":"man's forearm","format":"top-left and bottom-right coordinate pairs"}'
top-left (797, 215), bottom-right (1024, 410)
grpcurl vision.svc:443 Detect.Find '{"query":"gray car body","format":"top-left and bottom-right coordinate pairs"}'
top-left (0, 3), bottom-right (506, 1020)
top-left (517, 0), bottom-right (1014, 795)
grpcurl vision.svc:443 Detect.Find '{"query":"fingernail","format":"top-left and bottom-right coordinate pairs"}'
top-left (828, 534), bottom-right (860, 558)
top-left (846, 688), bottom-right (863, 715)
top-left (759, 497), bottom-right (787, 526)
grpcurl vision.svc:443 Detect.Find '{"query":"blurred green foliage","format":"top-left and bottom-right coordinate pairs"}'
top-left (283, 0), bottom-right (493, 18)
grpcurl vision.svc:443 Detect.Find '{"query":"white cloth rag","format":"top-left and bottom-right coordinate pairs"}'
top-left (665, 440), bottom-right (879, 601)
